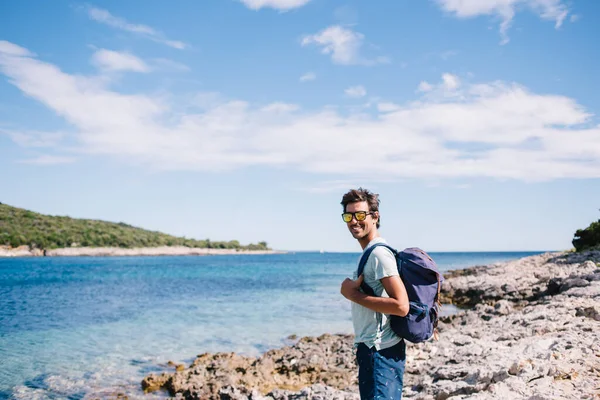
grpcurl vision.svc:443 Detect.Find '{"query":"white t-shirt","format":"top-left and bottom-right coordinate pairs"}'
top-left (351, 237), bottom-right (402, 350)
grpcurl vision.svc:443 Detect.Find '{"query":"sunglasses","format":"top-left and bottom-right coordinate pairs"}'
top-left (341, 211), bottom-right (374, 223)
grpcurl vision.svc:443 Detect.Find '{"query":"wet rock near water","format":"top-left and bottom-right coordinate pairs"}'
top-left (142, 250), bottom-right (600, 399)
top-left (142, 334), bottom-right (359, 400)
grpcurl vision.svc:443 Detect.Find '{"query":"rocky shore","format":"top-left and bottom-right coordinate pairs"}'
top-left (0, 245), bottom-right (282, 257)
top-left (140, 250), bottom-right (600, 399)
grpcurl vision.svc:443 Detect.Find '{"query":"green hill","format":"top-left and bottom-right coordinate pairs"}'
top-left (0, 203), bottom-right (269, 251)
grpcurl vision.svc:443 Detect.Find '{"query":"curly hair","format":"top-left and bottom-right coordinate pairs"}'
top-left (340, 187), bottom-right (381, 228)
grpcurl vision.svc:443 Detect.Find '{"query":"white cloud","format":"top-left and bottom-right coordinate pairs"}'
top-left (301, 25), bottom-right (387, 65)
top-left (92, 49), bottom-right (150, 73)
top-left (436, 0), bottom-right (569, 44)
top-left (300, 72), bottom-right (316, 82)
top-left (418, 81), bottom-right (434, 92)
top-left (0, 41), bottom-right (33, 57)
top-left (191, 92), bottom-right (224, 110)
top-left (1, 129), bottom-right (65, 147)
top-left (86, 7), bottom-right (186, 49)
top-left (302, 26), bottom-right (361, 65)
top-left (1, 41), bottom-right (599, 181)
top-left (261, 102), bottom-right (299, 113)
top-left (442, 73), bottom-right (460, 90)
top-left (152, 58), bottom-right (191, 72)
top-left (417, 73), bottom-right (462, 96)
top-left (239, 0), bottom-right (311, 11)
top-left (345, 85), bottom-right (367, 98)
top-left (377, 103), bottom-right (401, 112)
top-left (18, 155), bottom-right (76, 165)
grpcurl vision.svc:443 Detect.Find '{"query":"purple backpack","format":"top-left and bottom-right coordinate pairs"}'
top-left (357, 244), bottom-right (444, 343)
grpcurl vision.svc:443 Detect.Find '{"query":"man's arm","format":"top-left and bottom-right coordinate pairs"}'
top-left (341, 274), bottom-right (410, 317)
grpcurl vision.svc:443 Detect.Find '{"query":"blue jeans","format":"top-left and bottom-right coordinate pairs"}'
top-left (356, 340), bottom-right (406, 400)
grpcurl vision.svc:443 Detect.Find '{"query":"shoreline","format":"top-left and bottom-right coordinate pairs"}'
top-left (137, 250), bottom-right (600, 399)
top-left (0, 245), bottom-right (285, 258)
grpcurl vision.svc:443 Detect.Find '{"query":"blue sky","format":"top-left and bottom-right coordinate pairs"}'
top-left (1, 0), bottom-right (599, 252)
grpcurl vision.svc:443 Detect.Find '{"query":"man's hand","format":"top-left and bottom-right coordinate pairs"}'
top-left (340, 273), bottom-right (409, 316)
top-left (340, 274), bottom-right (364, 300)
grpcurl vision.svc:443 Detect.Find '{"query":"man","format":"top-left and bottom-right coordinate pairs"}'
top-left (340, 188), bottom-right (410, 400)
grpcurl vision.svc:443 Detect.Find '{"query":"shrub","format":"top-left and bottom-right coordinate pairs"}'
top-left (573, 219), bottom-right (600, 252)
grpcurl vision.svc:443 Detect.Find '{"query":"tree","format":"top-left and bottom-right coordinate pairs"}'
top-left (573, 217), bottom-right (600, 252)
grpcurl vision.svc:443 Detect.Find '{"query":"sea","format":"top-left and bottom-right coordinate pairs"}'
top-left (0, 251), bottom-right (545, 399)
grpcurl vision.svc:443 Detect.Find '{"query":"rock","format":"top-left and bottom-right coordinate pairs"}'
top-left (575, 306), bottom-right (600, 321)
top-left (140, 334), bottom-right (357, 399)
top-left (493, 300), bottom-right (512, 315)
top-left (546, 277), bottom-right (563, 295)
top-left (0, 245), bottom-right (283, 258)
top-left (559, 278), bottom-right (590, 292)
top-left (581, 272), bottom-right (600, 282)
top-left (141, 373), bottom-right (170, 393)
top-left (582, 260), bottom-right (597, 270)
top-left (501, 283), bottom-right (518, 294)
top-left (137, 250), bottom-right (600, 400)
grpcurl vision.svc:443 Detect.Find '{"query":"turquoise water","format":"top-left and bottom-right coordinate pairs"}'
top-left (0, 251), bottom-right (544, 399)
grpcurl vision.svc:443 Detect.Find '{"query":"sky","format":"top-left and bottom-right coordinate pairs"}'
top-left (0, 0), bottom-right (599, 252)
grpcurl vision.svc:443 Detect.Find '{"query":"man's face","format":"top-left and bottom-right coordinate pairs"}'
top-left (344, 201), bottom-right (378, 241)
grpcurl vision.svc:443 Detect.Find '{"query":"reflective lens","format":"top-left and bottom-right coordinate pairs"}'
top-left (341, 211), bottom-right (370, 222)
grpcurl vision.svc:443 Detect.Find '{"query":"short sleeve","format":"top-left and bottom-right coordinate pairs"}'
top-left (371, 247), bottom-right (399, 281)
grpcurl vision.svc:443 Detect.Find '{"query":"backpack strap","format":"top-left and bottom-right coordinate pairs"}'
top-left (357, 242), bottom-right (397, 296)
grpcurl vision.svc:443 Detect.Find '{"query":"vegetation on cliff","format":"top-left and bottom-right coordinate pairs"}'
top-left (0, 203), bottom-right (269, 251)
top-left (573, 217), bottom-right (600, 252)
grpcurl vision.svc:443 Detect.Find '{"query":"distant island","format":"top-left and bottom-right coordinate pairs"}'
top-left (0, 202), bottom-right (274, 257)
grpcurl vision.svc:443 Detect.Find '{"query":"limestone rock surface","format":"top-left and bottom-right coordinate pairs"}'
top-left (142, 250), bottom-right (600, 399)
